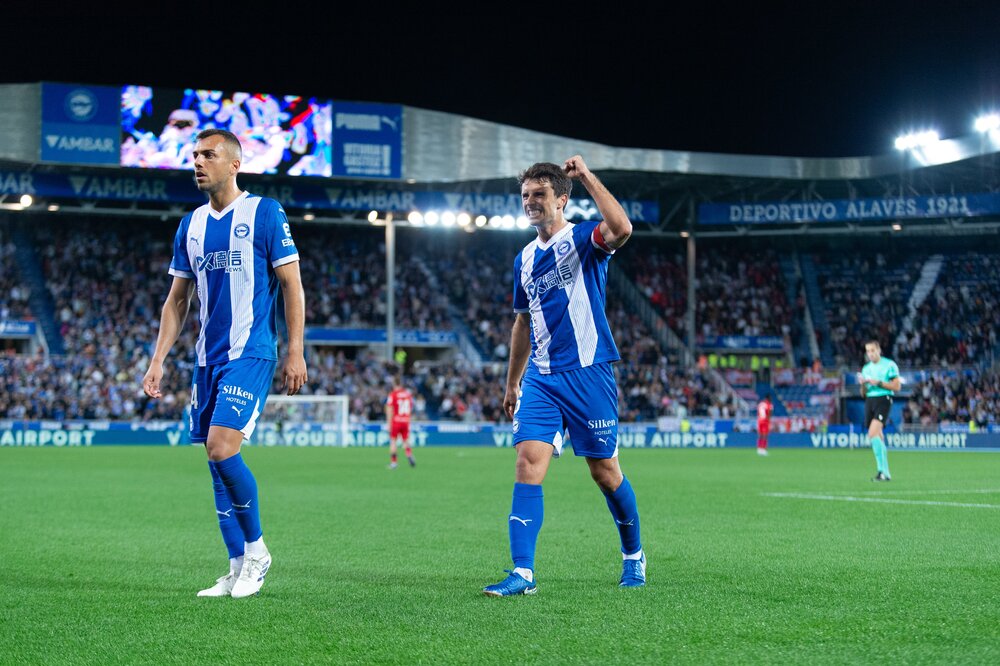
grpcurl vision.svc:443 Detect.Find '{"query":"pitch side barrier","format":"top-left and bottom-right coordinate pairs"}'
top-left (1, 421), bottom-right (998, 450)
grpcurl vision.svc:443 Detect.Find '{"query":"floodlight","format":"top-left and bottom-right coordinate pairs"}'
top-left (975, 113), bottom-right (1000, 133)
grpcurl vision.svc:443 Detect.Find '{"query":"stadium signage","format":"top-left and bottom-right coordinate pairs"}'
top-left (810, 432), bottom-right (968, 449)
top-left (0, 165), bottom-right (658, 221)
top-left (331, 101), bottom-right (403, 180)
top-left (700, 193), bottom-right (1000, 225)
top-left (3, 423), bottom-right (1000, 449)
top-left (41, 83), bottom-right (121, 165)
top-left (0, 320), bottom-right (36, 337)
top-left (699, 335), bottom-right (785, 351)
top-left (304, 327), bottom-right (459, 346)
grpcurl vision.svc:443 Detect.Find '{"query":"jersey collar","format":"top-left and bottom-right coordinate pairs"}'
top-left (207, 191), bottom-right (248, 220)
top-left (534, 222), bottom-right (575, 251)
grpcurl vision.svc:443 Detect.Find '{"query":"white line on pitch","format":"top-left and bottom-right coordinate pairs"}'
top-left (762, 492), bottom-right (1000, 509)
top-left (817, 488), bottom-right (1000, 496)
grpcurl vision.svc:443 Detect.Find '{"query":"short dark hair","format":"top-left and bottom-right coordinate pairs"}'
top-left (518, 162), bottom-right (572, 200)
top-left (196, 128), bottom-right (242, 161)
top-left (865, 340), bottom-right (881, 350)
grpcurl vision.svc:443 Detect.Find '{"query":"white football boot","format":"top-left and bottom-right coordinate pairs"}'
top-left (197, 570), bottom-right (237, 597)
top-left (231, 551), bottom-right (272, 598)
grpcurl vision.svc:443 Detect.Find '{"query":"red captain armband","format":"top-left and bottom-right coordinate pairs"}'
top-left (592, 225), bottom-right (615, 254)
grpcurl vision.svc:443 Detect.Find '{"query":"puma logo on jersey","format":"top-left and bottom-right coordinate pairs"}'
top-left (231, 405), bottom-right (244, 417)
top-left (216, 509), bottom-right (232, 518)
top-left (233, 500), bottom-right (252, 509)
top-left (509, 515), bottom-right (532, 526)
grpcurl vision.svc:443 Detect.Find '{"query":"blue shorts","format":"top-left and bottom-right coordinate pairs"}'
top-left (190, 357), bottom-right (277, 443)
top-left (512, 362), bottom-right (619, 459)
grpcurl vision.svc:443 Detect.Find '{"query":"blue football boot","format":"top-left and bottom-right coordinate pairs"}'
top-left (620, 554), bottom-right (646, 587)
top-left (483, 570), bottom-right (537, 597)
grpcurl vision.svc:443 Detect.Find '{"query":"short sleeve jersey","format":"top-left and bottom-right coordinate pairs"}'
top-left (513, 221), bottom-right (620, 375)
top-left (386, 388), bottom-right (413, 424)
top-left (861, 357), bottom-right (899, 398)
top-left (168, 191), bottom-right (299, 366)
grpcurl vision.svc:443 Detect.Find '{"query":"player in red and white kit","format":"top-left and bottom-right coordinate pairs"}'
top-left (386, 376), bottom-right (416, 469)
top-left (757, 395), bottom-right (773, 456)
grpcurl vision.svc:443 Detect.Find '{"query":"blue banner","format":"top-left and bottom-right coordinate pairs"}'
top-left (304, 327), bottom-right (458, 346)
top-left (0, 166), bottom-right (658, 221)
top-left (0, 320), bottom-right (36, 338)
top-left (700, 193), bottom-right (1000, 225)
top-left (41, 83), bottom-right (121, 165)
top-left (3, 421), bottom-right (998, 449)
top-left (331, 101), bottom-right (403, 180)
top-left (699, 335), bottom-right (785, 351)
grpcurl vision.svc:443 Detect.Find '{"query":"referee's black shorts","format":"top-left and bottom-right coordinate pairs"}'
top-left (864, 395), bottom-right (893, 429)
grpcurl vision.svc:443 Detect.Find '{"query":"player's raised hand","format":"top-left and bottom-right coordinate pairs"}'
top-left (282, 353), bottom-right (308, 396)
top-left (143, 363), bottom-right (164, 399)
top-left (563, 155), bottom-right (590, 179)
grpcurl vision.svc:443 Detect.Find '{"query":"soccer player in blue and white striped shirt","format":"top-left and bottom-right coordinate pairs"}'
top-left (143, 129), bottom-right (307, 598)
top-left (483, 156), bottom-right (645, 596)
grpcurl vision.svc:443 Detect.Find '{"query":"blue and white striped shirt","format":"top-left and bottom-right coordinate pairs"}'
top-left (168, 191), bottom-right (299, 366)
top-left (513, 221), bottom-right (620, 374)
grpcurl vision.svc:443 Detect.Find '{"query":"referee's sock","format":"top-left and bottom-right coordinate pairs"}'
top-left (871, 436), bottom-right (889, 476)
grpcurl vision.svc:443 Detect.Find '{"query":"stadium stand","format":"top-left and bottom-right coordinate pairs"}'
top-left (812, 250), bottom-right (927, 367)
top-left (0, 231), bottom-right (33, 320)
top-left (904, 368), bottom-right (1000, 428)
top-left (626, 245), bottom-right (797, 339)
top-left (898, 252), bottom-right (1000, 367)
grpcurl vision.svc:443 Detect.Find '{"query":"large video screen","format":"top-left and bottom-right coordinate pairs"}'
top-left (121, 86), bottom-right (332, 176)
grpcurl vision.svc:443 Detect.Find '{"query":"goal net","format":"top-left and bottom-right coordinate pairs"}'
top-left (258, 394), bottom-right (351, 447)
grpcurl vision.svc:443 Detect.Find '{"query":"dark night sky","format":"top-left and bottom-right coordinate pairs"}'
top-left (3, 1), bottom-right (998, 158)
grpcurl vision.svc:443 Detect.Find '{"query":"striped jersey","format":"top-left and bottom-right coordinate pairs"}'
top-left (513, 221), bottom-right (620, 374)
top-left (168, 191), bottom-right (299, 366)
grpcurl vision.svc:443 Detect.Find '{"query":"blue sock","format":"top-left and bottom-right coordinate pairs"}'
top-left (208, 461), bottom-right (244, 559)
top-left (214, 452), bottom-right (262, 543)
top-left (604, 476), bottom-right (642, 555)
top-left (509, 483), bottom-right (543, 571)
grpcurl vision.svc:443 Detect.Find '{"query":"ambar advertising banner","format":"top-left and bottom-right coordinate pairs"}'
top-left (41, 83), bottom-right (121, 165)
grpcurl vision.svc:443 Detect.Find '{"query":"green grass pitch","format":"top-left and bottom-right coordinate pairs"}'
top-left (1, 446), bottom-right (998, 665)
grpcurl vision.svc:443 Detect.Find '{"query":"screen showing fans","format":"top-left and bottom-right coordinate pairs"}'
top-left (121, 86), bottom-right (332, 176)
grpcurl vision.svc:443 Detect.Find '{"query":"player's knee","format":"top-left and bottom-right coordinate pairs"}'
top-left (514, 456), bottom-right (543, 483)
top-left (205, 438), bottom-right (238, 462)
top-left (589, 464), bottom-right (622, 493)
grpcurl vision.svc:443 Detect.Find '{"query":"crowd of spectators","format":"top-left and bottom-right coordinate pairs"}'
top-left (17, 220), bottom-right (1000, 428)
top-left (1, 234), bottom-right (33, 320)
top-left (816, 252), bottom-right (924, 367)
top-left (904, 369), bottom-right (1000, 428)
top-left (299, 227), bottom-right (453, 331)
top-left (895, 253), bottom-right (1000, 367)
top-left (5, 217), bottom-right (740, 422)
top-left (627, 246), bottom-right (796, 339)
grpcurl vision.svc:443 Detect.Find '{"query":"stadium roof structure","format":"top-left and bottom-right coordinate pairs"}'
top-left (2, 83), bottom-right (999, 238)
